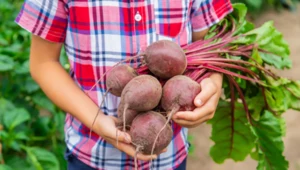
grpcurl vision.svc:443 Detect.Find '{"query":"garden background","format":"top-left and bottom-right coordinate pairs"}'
top-left (0, 0), bottom-right (299, 169)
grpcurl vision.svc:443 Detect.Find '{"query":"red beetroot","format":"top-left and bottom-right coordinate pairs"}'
top-left (106, 64), bottom-right (138, 96)
top-left (144, 40), bottom-right (187, 79)
top-left (161, 75), bottom-right (201, 112)
top-left (130, 111), bottom-right (172, 155)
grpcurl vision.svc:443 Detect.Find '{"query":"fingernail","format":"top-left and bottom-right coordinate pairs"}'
top-left (196, 99), bottom-right (202, 106)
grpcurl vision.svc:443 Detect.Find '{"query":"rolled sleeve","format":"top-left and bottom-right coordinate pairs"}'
top-left (191, 0), bottom-right (233, 32)
top-left (15, 0), bottom-right (68, 43)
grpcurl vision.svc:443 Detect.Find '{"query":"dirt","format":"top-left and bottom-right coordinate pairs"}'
top-left (187, 5), bottom-right (300, 170)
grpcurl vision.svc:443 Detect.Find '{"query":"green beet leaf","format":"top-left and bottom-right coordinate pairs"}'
top-left (231, 3), bottom-right (255, 36)
top-left (289, 95), bottom-right (300, 111)
top-left (231, 3), bottom-right (247, 24)
top-left (252, 111), bottom-right (288, 170)
top-left (279, 117), bottom-right (286, 137)
top-left (208, 100), bottom-right (256, 163)
top-left (245, 21), bottom-right (291, 69)
top-left (265, 76), bottom-right (291, 87)
top-left (231, 34), bottom-right (256, 45)
top-left (259, 52), bottom-right (292, 70)
top-left (265, 87), bottom-right (289, 113)
top-left (263, 79), bottom-right (300, 112)
top-left (251, 48), bottom-right (263, 66)
top-left (247, 94), bottom-right (265, 121)
top-left (284, 81), bottom-right (300, 97)
top-left (284, 81), bottom-right (300, 111)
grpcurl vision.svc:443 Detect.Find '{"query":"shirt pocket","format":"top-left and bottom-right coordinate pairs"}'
top-left (152, 0), bottom-right (192, 38)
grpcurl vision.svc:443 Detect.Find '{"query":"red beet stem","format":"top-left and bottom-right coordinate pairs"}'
top-left (185, 40), bottom-right (231, 55)
top-left (188, 58), bottom-right (276, 78)
top-left (230, 51), bottom-right (279, 78)
top-left (196, 72), bottom-right (213, 83)
top-left (202, 64), bottom-right (264, 85)
top-left (227, 75), bottom-right (252, 125)
top-left (136, 65), bottom-right (148, 73)
top-left (193, 69), bottom-right (208, 81)
top-left (187, 53), bottom-right (221, 59)
top-left (214, 20), bottom-right (229, 39)
top-left (236, 44), bottom-right (256, 52)
top-left (181, 35), bottom-right (216, 51)
top-left (187, 68), bottom-right (206, 80)
top-left (190, 61), bottom-right (263, 82)
top-left (228, 74), bottom-right (235, 155)
top-left (183, 15), bottom-right (236, 51)
top-left (182, 38), bottom-right (214, 51)
top-left (228, 16), bottom-right (236, 37)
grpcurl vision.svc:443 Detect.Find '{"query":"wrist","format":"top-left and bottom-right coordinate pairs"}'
top-left (90, 111), bottom-right (107, 135)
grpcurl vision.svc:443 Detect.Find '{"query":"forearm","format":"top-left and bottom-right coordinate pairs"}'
top-left (29, 35), bottom-right (104, 134)
top-left (32, 62), bottom-right (103, 128)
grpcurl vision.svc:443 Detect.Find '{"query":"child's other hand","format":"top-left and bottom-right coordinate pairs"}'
top-left (95, 115), bottom-right (161, 161)
top-left (172, 73), bottom-right (222, 128)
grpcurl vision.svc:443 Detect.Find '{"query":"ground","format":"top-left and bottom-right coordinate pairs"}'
top-left (187, 5), bottom-right (300, 170)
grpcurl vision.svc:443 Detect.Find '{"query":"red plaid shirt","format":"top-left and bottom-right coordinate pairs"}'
top-left (16, 0), bottom-right (232, 169)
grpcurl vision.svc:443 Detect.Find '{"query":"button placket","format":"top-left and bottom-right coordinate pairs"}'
top-left (134, 11), bottom-right (142, 22)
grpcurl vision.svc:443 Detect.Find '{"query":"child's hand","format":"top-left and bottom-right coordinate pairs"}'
top-left (95, 115), bottom-right (163, 161)
top-left (172, 73), bottom-right (223, 128)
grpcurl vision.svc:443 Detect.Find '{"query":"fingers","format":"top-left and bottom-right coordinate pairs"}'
top-left (106, 138), bottom-right (158, 161)
top-left (173, 92), bottom-right (219, 127)
top-left (115, 129), bottom-right (132, 144)
top-left (174, 108), bottom-right (205, 121)
top-left (194, 78), bottom-right (218, 107)
top-left (110, 116), bottom-right (120, 123)
top-left (173, 113), bottom-right (213, 128)
top-left (99, 116), bottom-right (166, 161)
top-left (99, 116), bottom-right (131, 144)
top-left (175, 96), bottom-right (216, 121)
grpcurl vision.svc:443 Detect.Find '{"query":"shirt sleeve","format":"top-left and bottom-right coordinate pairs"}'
top-left (15, 0), bottom-right (68, 43)
top-left (190, 0), bottom-right (233, 32)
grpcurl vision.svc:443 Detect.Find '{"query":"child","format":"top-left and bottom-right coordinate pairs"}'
top-left (15, 0), bottom-right (232, 169)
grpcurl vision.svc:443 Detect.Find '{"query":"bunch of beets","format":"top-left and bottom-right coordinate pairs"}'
top-left (87, 3), bottom-right (299, 170)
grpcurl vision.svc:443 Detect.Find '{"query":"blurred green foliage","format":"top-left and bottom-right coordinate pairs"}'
top-left (1, 0), bottom-right (299, 170)
top-left (0, 1), bottom-right (69, 169)
top-left (231, 0), bottom-right (300, 17)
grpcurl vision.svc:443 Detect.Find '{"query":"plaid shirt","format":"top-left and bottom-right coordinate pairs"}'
top-left (16, 0), bottom-right (232, 169)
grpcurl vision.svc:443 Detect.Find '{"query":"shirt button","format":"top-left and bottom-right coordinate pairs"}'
top-left (135, 12), bottom-right (142, 22)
